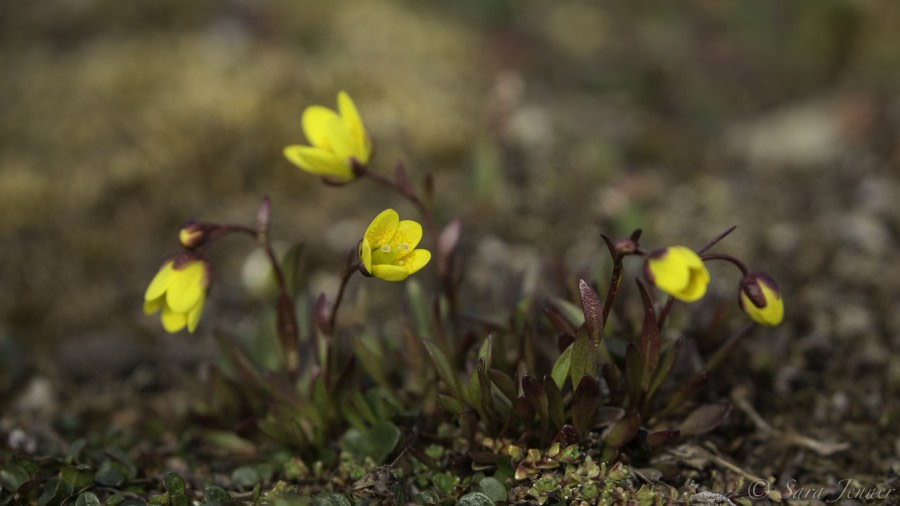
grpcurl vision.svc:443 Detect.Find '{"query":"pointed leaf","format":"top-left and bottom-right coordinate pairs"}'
top-left (579, 279), bottom-right (603, 345)
top-left (603, 412), bottom-right (640, 448)
top-left (636, 279), bottom-right (660, 388)
top-left (543, 375), bottom-right (565, 431)
top-left (435, 393), bottom-right (463, 415)
top-left (679, 402), bottom-right (731, 437)
top-left (571, 375), bottom-right (600, 435)
top-left (646, 429), bottom-right (681, 448)
top-left (648, 337), bottom-right (682, 399)
top-left (488, 368), bottom-right (518, 403)
top-left (551, 343), bottom-right (573, 390)
top-left (603, 361), bottom-right (621, 404)
top-left (543, 306), bottom-right (576, 335)
top-left (624, 344), bottom-right (644, 406)
top-left (477, 335), bottom-right (493, 368)
top-left (521, 375), bottom-right (548, 429)
top-left (569, 327), bottom-right (596, 387)
top-left (422, 338), bottom-right (463, 401)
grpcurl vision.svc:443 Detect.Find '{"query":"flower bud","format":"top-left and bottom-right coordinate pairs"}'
top-left (179, 221), bottom-right (209, 249)
top-left (738, 272), bottom-right (783, 326)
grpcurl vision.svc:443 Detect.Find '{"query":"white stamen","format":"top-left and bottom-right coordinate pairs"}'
top-left (398, 243), bottom-right (410, 251)
top-left (380, 245), bottom-right (391, 253)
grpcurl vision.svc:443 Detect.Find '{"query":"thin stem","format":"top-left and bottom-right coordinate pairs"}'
top-left (656, 296), bottom-right (675, 330)
top-left (697, 225), bottom-right (737, 254)
top-left (704, 322), bottom-right (756, 373)
top-left (328, 258), bottom-right (360, 334)
top-left (701, 253), bottom-right (750, 277)
top-left (359, 166), bottom-right (438, 243)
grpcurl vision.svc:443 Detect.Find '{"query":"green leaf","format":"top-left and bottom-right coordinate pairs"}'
top-left (548, 297), bottom-right (585, 328)
top-left (487, 369), bottom-right (517, 404)
top-left (203, 485), bottom-right (231, 502)
top-left (94, 460), bottom-right (127, 487)
top-left (351, 336), bottom-right (391, 393)
top-left (550, 344), bottom-right (573, 391)
top-left (0, 463), bottom-right (31, 491)
top-left (568, 327), bottom-right (595, 387)
top-left (521, 374), bottom-right (548, 435)
top-left (422, 338), bottom-right (463, 402)
top-left (406, 279), bottom-right (431, 340)
top-left (37, 476), bottom-right (73, 506)
top-left (571, 375), bottom-right (600, 435)
top-left (163, 472), bottom-right (186, 496)
top-left (542, 375), bottom-right (565, 431)
top-left (313, 492), bottom-right (352, 506)
top-left (231, 465), bottom-right (263, 489)
top-left (604, 412), bottom-right (640, 448)
top-left (64, 439), bottom-right (87, 464)
top-left (477, 335), bottom-right (493, 368)
top-left (75, 492), bottom-right (101, 506)
top-left (648, 337), bottom-right (682, 400)
top-left (435, 393), bottom-right (464, 415)
top-left (415, 490), bottom-right (440, 504)
top-left (105, 448), bottom-right (137, 480)
top-left (431, 473), bottom-right (455, 495)
top-left (477, 477), bottom-right (507, 502)
top-left (59, 466), bottom-right (94, 491)
top-left (458, 491), bottom-right (495, 506)
top-left (368, 420), bottom-right (401, 462)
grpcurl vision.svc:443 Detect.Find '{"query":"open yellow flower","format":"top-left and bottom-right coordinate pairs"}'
top-left (144, 255), bottom-right (210, 333)
top-left (643, 246), bottom-right (710, 302)
top-left (739, 272), bottom-right (784, 326)
top-left (283, 91), bottom-right (372, 182)
top-left (358, 209), bottom-right (431, 281)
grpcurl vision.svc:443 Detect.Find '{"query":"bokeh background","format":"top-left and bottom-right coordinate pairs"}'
top-left (2, 0), bottom-right (898, 480)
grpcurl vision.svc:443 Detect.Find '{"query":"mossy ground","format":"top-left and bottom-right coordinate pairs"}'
top-left (2, 1), bottom-right (899, 505)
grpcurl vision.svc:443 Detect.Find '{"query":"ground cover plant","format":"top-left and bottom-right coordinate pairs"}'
top-left (2, 2), bottom-right (899, 505)
top-left (6, 91), bottom-right (790, 505)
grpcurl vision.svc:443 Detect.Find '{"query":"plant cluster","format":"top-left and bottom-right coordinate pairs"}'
top-left (3, 91), bottom-right (785, 505)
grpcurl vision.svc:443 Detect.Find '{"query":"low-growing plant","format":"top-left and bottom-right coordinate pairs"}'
top-left (139, 90), bottom-right (784, 500)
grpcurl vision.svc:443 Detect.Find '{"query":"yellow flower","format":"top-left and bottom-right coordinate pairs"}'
top-left (283, 91), bottom-right (372, 182)
top-left (738, 272), bottom-right (784, 326)
top-left (358, 209), bottom-right (431, 281)
top-left (144, 255), bottom-right (210, 333)
top-left (643, 246), bottom-right (710, 302)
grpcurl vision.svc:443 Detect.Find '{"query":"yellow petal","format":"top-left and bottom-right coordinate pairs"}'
top-left (143, 297), bottom-right (163, 316)
top-left (678, 265), bottom-right (709, 302)
top-left (390, 220), bottom-right (423, 259)
top-left (301, 105), bottom-right (356, 161)
top-left (161, 304), bottom-right (187, 333)
top-left (337, 91), bottom-right (370, 163)
top-left (647, 250), bottom-right (689, 293)
top-left (186, 293), bottom-right (205, 333)
top-left (359, 238), bottom-right (373, 275)
top-left (302, 106), bottom-right (341, 149)
top-left (144, 260), bottom-right (175, 301)
top-left (372, 264), bottom-right (409, 282)
top-left (646, 246), bottom-right (708, 302)
top-left (364, 209), bottom-right (400, 247)
top-left (283, 145), bottom-right (354, 181)
top-left (741, 285), bottom-right (783, 326)
top-left (396, 249), bottom-right (431, 275)
top-left (166, 261), bottom-right (207, 313)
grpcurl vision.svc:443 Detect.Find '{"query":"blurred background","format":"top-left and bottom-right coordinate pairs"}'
top-left (1, 0), bottom-right (898, 477)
